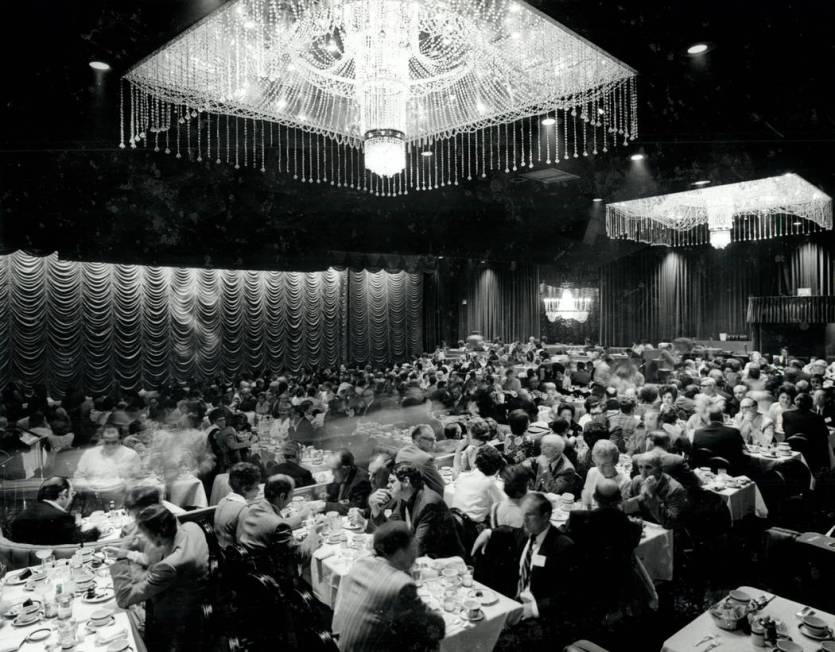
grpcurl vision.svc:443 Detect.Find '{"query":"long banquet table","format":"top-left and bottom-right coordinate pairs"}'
top-left (661, 585), bottom-right (835, 652)
top-left (309, 533), bottom-right (521, 652)
top-left (0, 563), bottom-right (145, 652)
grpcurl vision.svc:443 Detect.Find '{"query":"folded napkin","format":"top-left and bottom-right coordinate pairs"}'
top-left (95, 625), bottom-right (128, 645)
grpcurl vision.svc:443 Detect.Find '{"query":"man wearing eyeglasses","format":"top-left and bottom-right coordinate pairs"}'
top-left (394, 424), bottom-right (446, 496)
top-left (732, 398), bottom-right (774, 447)
top-left (74, 425), bottom-right (141, 486)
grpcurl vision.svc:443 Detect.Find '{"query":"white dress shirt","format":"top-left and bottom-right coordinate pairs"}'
top-left (75, 445), bottom-right (141, 485)
top-left (451, 470), bottom-right (504, 523)
top-left (518, 524), bottom-right (551, 618)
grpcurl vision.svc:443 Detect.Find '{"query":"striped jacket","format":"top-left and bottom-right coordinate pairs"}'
top-left (332, 555), bottom-right (444, 652)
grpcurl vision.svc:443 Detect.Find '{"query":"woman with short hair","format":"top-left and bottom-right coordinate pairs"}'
top-left (580, 439), bottom-right (628, 509)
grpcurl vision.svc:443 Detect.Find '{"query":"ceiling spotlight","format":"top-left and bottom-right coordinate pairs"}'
top-left (541, 117), bottom-right (555, 126)
top-left (630, 153), bottom-right (646, 161)
top-left (592, 197), bottom-right (603, 202)
top-left (793, 221), bottom-right (802, 226)
top-left (687, 43), bottom-right (709, 55)
top-left (437, 255), bottom-right (445, 259)
top-left (480, 259), bottom-right (487, 264)
top-left (692, 180), bottom-right (711, 186)
top-left (89, 61), bottom-right (111, 71)
top-left (421, 150), bottom-right (433, 157)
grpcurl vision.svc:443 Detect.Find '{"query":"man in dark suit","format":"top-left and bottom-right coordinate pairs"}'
top-left (634, 430), bottom-right (700, 490)
top-left (783, 392), bottom-right (833, 474)
top-left (394, 425), bottom-right (446, 496)
top-left (562, 479), bottom-right (643, 622)
top-left (368, 462), bottom-right (464, 559)
top-left (623, 452), bottom-right (689, 530)
top-left (332, 522), bottom-right (444, 652)
top-left (693, 407), bottom-right (749, 474)
top-left (9, 476), bottom-right (99, 545)
top-left (324, 448), bottom-right (372, 515)
top-left (270, 441), bottom-right (314, 488)
top-left (108, 505), bottom-right (209, 651)
top-left (474, 493), bottom-right (576, 621)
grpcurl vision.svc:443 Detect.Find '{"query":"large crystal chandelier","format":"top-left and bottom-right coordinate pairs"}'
top-left (121, 0), bottom-right (638, 196)
top-left (606, 174), bottom-right (832, 248)
top-left (544, 288), bottom-right (591, 323)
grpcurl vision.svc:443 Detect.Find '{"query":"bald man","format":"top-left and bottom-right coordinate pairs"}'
top-left (623, 452), bottom-right (689, 529)
top-left (527, 434), bottom-right (578, 495)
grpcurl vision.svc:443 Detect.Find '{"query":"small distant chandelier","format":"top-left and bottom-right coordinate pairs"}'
top-left (606, 173), bottom-right (832, 249)
top-left (120, 0), bottom-right (637, 196)
top-left (544, 288), bottom-right (590, 323)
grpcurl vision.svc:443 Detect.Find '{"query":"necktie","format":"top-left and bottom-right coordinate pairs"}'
top-left (517, 535), bottom-right (535, 597)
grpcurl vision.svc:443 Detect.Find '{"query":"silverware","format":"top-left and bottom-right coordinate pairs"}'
top-left (704, 643), bottom-right (721, 651)
top-left (694, 634), bottom-right (716, 646)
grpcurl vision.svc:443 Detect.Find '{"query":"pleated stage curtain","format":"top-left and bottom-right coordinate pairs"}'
top-left (0, 252), bottom-right (423, 396)
top-left (599, 240), bottom-right (834, 346)
top-left (463, 265), bottom-right (540, 342)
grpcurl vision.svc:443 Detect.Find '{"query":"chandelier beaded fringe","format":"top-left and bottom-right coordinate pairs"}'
top-left (605, 174), bottom-right (833, 248)
top-left (121, 0), bottom-right (637, 195)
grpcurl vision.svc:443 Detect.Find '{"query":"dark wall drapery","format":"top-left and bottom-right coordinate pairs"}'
top-left (0, 252), bottom-right (423, 395)
top-left (459, 265), bottom-right (541, 343)
top-left (599, 238), bottom-right (835, 346)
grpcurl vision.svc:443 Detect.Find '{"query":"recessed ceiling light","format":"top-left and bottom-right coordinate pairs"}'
top-left (437, 255), bottom-right (445, 259)
top-left (630, 153), bottom-right (646, 161)
top-left (480, 260), bottom-right (487, 264)
top-left (592, 197), bottom-right (603, 202)
top-left (421, 150), bottom-right (433, 157)
top-left (687, 43), bottom-right (709, 55)
top-left (692, 180), bottom-right (711, 186)
top-left (541, 117), bottom-right (555, 126)
top-left (89, 61), bottom-right (111, 71)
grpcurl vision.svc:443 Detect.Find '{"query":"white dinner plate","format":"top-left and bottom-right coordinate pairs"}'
top-left (82, 588), bottom-right (115, 604)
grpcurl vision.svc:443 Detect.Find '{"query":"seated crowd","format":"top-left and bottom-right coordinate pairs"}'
top-left (1, 339), bottom-right (835, 651)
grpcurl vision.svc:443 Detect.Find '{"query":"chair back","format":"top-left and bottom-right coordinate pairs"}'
top-left (785, 434), bottom-right (810, 458)
top-left (690, 447), bottom-right (714, 469)
top-left (707, 456), bottom-right (731, 473)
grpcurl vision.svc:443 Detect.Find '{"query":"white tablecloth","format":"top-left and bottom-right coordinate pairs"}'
top-left (661, 585), bottom-right (835, 652)
top-left (0, 564), bottom-right (144, 652)
top-left (698, 474), bottom-right (769, 521)
top-left (167, 475), bottom-right (208, 508)
top-left (310, 538), bottom-right (521, 652)
top-left (635, 523), bottom-right (674, 583)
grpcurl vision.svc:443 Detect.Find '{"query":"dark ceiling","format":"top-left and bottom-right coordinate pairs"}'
top-left (1, 0), bottom-right (833, 270)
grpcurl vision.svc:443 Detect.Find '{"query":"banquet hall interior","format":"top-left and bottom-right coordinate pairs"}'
top-left (0, 0), bottom-right (834, 651)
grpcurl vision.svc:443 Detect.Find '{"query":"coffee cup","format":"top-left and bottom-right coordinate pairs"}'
top-left (90, 609), bottom-right (111, 627)
top-left (462, 598), bottom-right (481, 620)
top-left (802, 613), bottom-right (829, 636)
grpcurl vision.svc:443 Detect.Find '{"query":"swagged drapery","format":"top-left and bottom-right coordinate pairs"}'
top-left (0, 252), bottom-right (422, 396)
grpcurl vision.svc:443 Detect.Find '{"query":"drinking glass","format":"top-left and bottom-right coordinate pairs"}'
top-left (411, 567), bottom-right (423, 588)
top-left (36, 549), bottom-right (53, 575)
top-left (443, 595), bottom-right (457, 613)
